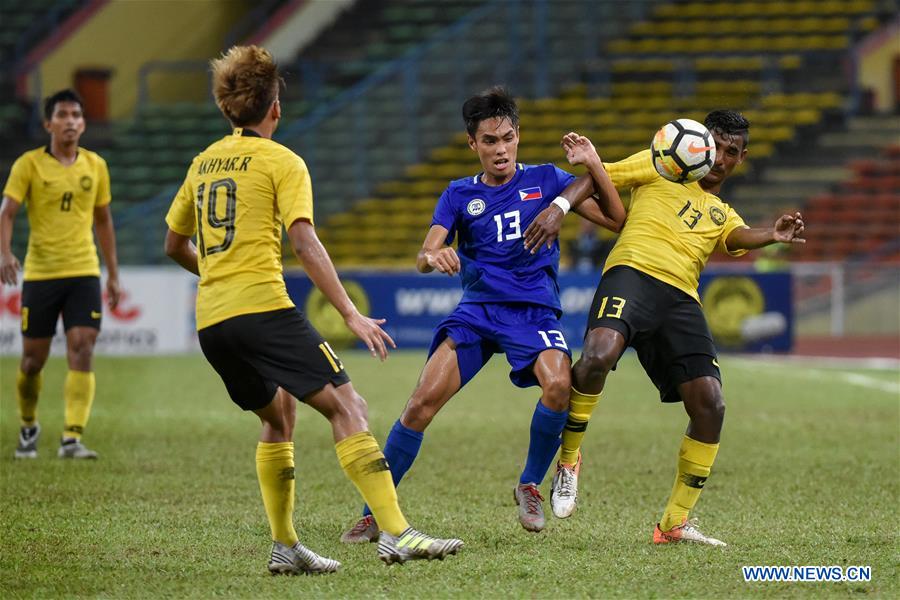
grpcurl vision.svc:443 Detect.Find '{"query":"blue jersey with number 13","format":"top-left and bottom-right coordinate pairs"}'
top-left (431, 163), bottom-right (575, 313)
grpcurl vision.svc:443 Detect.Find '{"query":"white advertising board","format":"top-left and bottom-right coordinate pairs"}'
top-left (0, 267), bottom-right (197, 356)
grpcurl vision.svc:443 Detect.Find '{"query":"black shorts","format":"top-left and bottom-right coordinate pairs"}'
top-left (20, 276), bottom-right (102, 338)
top-left (586, 266), bottom-right (721, 403)
top-left (197, 307), bottom-right (351, 411)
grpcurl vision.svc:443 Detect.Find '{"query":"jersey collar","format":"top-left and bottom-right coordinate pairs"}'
top-left (233, 127), bottom-right (262, 138)
top-left (44, 145), bottom-right (79, 164)
top-left (472, 163), bottom-right (524, 187)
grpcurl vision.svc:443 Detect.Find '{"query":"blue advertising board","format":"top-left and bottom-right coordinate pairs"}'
top-left (285, 270), bottom-right (793, 353)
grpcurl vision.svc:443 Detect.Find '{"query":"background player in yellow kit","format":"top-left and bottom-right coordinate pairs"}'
top-left (1, 89), bottom-right (120, 460)
top-left (163, 45), bottom-right (462, 575)
top-left (524, 111), bottom-right (805, 546)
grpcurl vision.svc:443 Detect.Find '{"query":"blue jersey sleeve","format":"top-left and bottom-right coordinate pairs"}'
top-left (431, 188), bottom-right (458, 244)
top-left (552, 165), bottom-right (576, 196)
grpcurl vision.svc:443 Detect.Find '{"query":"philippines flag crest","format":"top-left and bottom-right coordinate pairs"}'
top-left (518, 187), bottom-right (542, 201)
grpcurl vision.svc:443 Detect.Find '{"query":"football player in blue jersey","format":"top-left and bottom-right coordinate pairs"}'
top-left (340, 86), bottom-right (625, 540)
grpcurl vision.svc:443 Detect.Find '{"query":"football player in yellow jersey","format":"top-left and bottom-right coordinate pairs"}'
top-left (524, 110), bottom-right (805, 546)
top-left (1, 89), bottom-right (120, 461)
top-left (163, 45), bottom-right (462, 575)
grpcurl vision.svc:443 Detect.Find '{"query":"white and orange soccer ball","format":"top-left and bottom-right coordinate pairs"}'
top-left (650, 118), bottom-right (716, 183)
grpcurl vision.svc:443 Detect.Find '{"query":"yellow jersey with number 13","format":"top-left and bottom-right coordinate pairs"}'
top-left (2, 146), bottom-right (111, 281)
top-left (603, 149), bottom-right (748, 303)
top-left (165, 128), bottom-right (313, 330)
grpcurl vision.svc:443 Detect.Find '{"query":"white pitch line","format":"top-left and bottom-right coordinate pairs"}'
top-left (733, 354), bottom-right (900, 371)
top-left (728, 357), bottom-right (900, 396)
top-left (838, 372), bottom-right (900, 395)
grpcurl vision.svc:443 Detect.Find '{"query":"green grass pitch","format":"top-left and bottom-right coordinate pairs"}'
top-left (1, 351), bottom-right (897, 598)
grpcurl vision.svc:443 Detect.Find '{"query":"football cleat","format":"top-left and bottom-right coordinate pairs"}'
top-left (513, 483), bottom-right (546, 532)
top-left (340, 514), bottom-right (380, 544)
top-left (377, 527), bottom-right (463, 565)
top-left (57, 439), bottom-right (98, 459)
top-left (15, 423), bottom-right (41, 459)
top-left (653, 518), bottom-right (727, 547)
top-left (550, 451), bottom-right (581, 518)
top-left (268, 541), bottom-right (341, 575)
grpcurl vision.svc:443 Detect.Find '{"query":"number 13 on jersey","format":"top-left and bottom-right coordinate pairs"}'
top-left (597, 296), bottom-right (626, 319)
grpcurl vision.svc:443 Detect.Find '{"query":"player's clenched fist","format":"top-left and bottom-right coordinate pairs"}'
top-left (424, 247), bottom-right (460, 275)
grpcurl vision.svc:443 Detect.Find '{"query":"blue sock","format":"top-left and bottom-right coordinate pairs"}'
top-left (519, 400), bottom-right (568, 485)
top-left (363, 419), bottom-right (424, 517)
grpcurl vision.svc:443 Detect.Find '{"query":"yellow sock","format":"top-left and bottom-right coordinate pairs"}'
top-left (336, 431), bottom-right (409, 536)
top-left (16, 370), bottom-right (42, 426)
top-left (559, 387), bottom-right (601, 465)
top-left (659, 435), bottom-right (719, 531)
top-left (256, 442), bottom-right (299, 546)
top-left (63, 370), bottom-right (95, 440)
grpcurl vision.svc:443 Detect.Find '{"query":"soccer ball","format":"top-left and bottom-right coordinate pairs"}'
top-left (650, 118), bottom-right (716, 183)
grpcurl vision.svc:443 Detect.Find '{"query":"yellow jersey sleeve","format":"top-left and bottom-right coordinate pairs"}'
top-left (718, 203), bottom-right (749, 257)
top-left (165, 175), bottom-right (197, 236)
top-left (605, 149), bottom-right (659, 190)
top-left (273, 153), bottom-right (314, 228)
top-left (3, 154), bottom-right (33, 203)
top-left (95, 156), bottom-right (112, 207)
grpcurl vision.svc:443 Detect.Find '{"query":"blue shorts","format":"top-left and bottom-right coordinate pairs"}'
top-left (427, 302), bottom-right (572, 389)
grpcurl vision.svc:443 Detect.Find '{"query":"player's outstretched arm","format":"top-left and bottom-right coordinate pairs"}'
top-left (0, 196), bottom-right (22, 286)
top-left (164, 229), bottom-right (200, 276)
top-left (726, 212), bottom-right (806, 251)
top-left (564, 133), bottom-right (626, 232)
top-left (288, 219), bottom-right (396, 360)
top-left (416, 225), bottom-right (460, 275)
top-left (94, 205), bottom-right (120, 309)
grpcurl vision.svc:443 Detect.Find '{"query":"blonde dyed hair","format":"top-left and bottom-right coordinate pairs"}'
top-left (210, 45), bottom-right (283, 127)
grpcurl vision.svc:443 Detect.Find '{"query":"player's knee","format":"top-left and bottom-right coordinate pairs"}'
top-left (344, 390), bottom-right (368, 423)
top-left (20, 354), bottom-right (46, 375)
top-left (709, 392), bottom-right (725, 425)
top-left (693, 387), bottom-right (725, 426)
top-left (67, 332), bottom-right (96, 358)
top-left (540, 372), bottom-right (570, 411)
top-left (402, 394), bottom-right (437, 430)
top-left (578, 345), bottom-right (616, 378)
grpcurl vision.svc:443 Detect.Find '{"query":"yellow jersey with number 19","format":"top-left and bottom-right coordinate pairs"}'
top-left (603, 149), bottom-right (748, 303)
top-left (2, 146), bottom-right (111, 281)
top-left (165, 128), bottom-right (313, 330)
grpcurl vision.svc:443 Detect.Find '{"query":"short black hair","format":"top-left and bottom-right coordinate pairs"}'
top-left (462, 86), bottom-right (519, 137)
top-left (44, 89), bottom-right (84, 121)
top-left (705, 109), bottom-right (750, 149)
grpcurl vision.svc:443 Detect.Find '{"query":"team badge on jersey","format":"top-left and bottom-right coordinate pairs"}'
top-left (467, 198), bottom-right (485, 215)
top-left (80, 175), bottom-right (92, 191)
top-left (518, 187), bottom-right (542, 201)
top-left (709, 206), bottom-right (726, 225)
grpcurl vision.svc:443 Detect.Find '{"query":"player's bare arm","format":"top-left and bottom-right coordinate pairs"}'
top-left (563, 133), bottom-right (625, 230)
top-left (164, 229), bottom-right (200, 276)
top-left (523, 174), bottom-right (593, 253)
top-left (416, 225), bottom-right (460, 276)
top-left (524, 133), bottom-right (625, 252)
top-left (288, 218), bottom-right (396, 360)
top-left (726, 211), bottom-right (806, 250)
top-left (0, 195), bottom-right (22, 285)
top-left (94, 204), bottom-right (120, 309)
